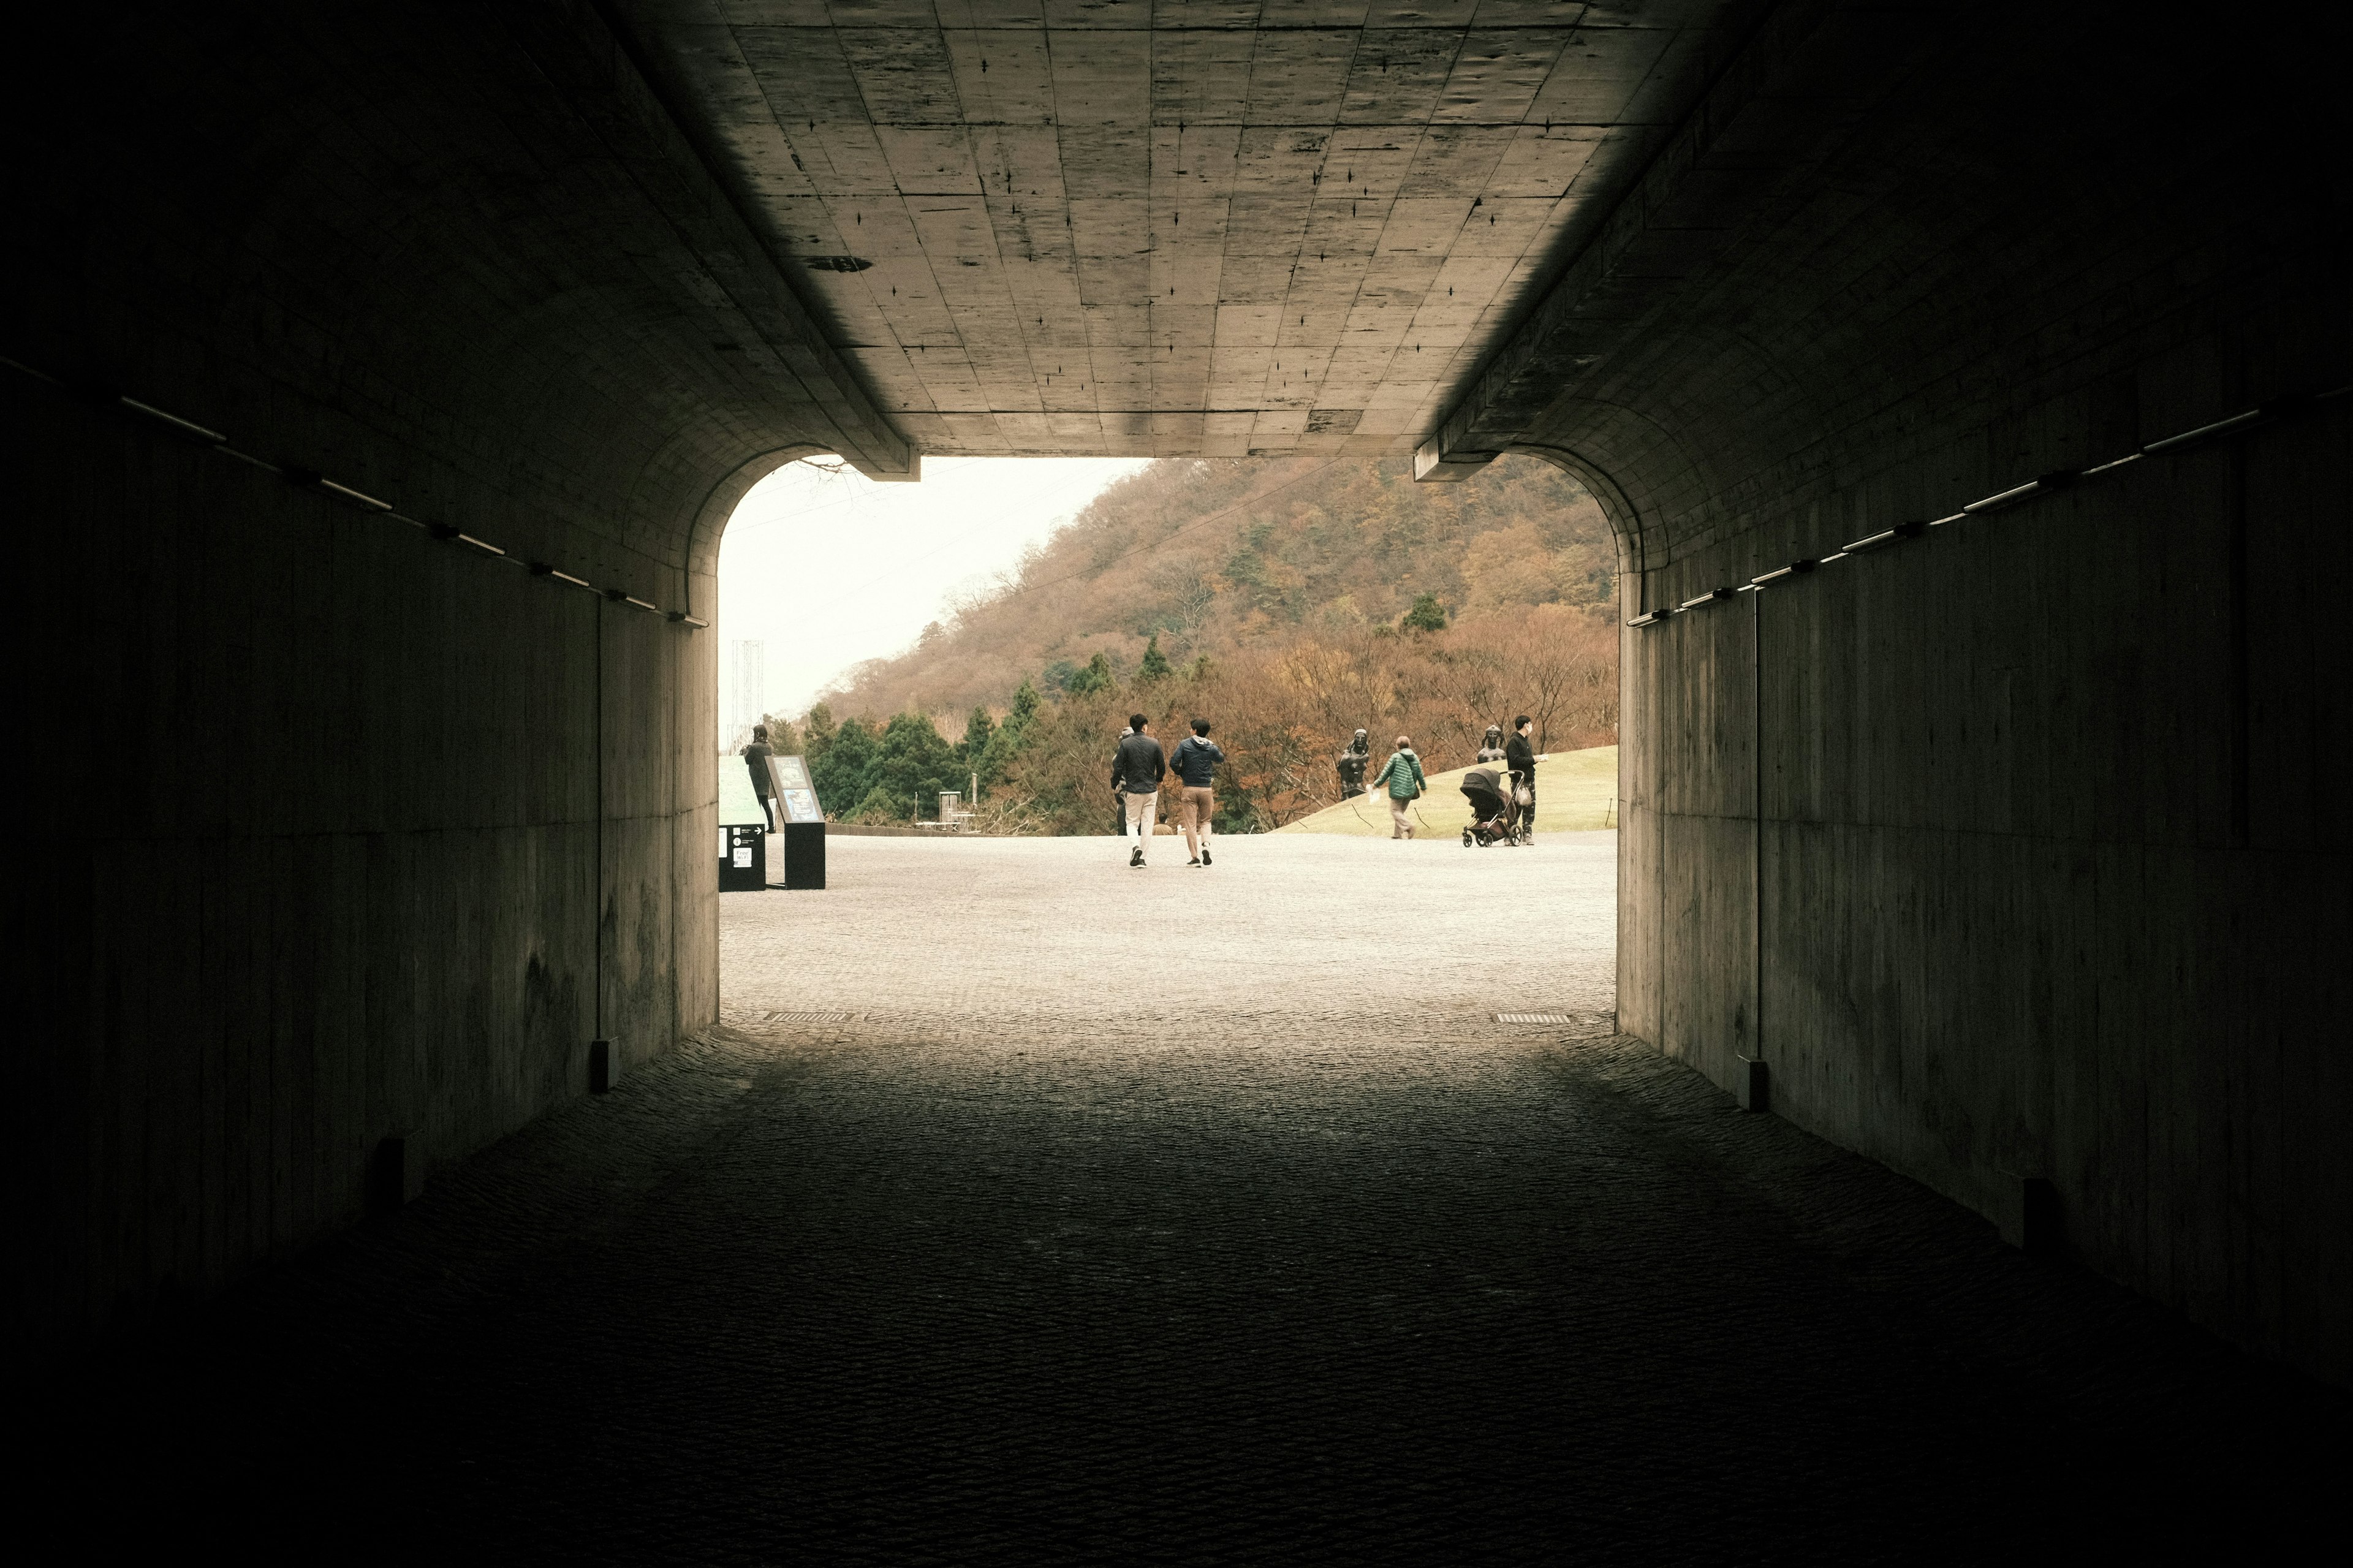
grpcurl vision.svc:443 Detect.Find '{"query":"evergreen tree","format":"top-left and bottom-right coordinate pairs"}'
top-left (856, 711), bottom-right (964, 820)
top-left (761, 714), bottom-right (801, 756)
top-left (1400, 592), bottom-right (1449, 633)
top-left (802, 702), bottom-right (838, 762)
top-left (1137, 634), bottom-right (1172, 682)
top-left (977, 680), bottom-right (1041, 784)
top-left (961, 706), bottom-right (996, 769)
top-left (808, 714), bottom-right (872, 812)
top-left (1006, 678), bottom-right (1042, 732)
top-left (1063, 651), bottom-right (1117, 695)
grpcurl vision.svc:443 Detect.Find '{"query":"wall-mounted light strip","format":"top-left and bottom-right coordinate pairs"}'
top-left (1844, 520), bottom-right (1927, 553)
top-left (1964, 470), bottom-right (2075, 514)
top-left (1628, 380), bottom-right (2348, 629)
top-left (2142, 407), bottom-right (2264, 453)
top-left (119, 395), bottom-right (225, 444)
top-left (2, 357), bottom-right (710, 631)
top-left (531, 562), bottom-right (596, 590)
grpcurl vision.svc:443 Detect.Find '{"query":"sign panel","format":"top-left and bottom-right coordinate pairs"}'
top-left (767, 754), bottom-right (824, 823)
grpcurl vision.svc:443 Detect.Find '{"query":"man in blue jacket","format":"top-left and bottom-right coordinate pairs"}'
top-left (1169, 718), bottom-right (1226, 867)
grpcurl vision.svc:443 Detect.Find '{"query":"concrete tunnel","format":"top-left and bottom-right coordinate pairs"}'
top-left (7, 1), bottom-right (2345, 1391)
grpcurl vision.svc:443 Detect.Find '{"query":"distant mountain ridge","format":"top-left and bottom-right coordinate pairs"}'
top-left (816, 452), bottom-right (1616, 723)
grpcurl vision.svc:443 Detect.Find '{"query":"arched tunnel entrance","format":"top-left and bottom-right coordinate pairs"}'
top-left (9, 0), bottom-right (2346, 1552)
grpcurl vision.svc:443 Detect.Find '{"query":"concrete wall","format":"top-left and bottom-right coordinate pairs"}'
top-left (10, 371), bottom-right (724, 1337)
top-left (4, 1), bottom-right (835, 1346)
top-left (1544, 10), bottom-right (2351, 1381)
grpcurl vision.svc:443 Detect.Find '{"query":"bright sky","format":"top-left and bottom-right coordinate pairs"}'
top-left (715, 455), bottom-right (1151, 730)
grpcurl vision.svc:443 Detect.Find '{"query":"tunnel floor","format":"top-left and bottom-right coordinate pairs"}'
top-left (39, 834), bottom-right (2347, 1560)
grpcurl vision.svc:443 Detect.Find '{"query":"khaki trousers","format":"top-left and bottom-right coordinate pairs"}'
top-left (1178, 785), bottom-right (1214, 857)
top-left (1389, 797), bottom-right (1413, 838)
top-left (1123, 789), bottom-right (1159, 852)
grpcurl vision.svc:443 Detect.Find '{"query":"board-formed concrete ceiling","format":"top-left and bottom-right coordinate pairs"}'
top-left (613, 1), bottom-right (1749, 460)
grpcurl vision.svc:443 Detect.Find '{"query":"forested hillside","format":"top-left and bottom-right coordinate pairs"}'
top-left (774, 452), bottom-right (1620, 832)
top-left (820, 452), bottom-right (1617, 719)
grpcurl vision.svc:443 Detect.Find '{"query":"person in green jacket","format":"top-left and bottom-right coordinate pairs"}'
top-left (1369, 735), bottom-right (1427, 839)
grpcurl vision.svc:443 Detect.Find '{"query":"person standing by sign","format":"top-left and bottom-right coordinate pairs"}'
top-left (1169, 718), bottom-right (1224, 868)
top-left (1111, 714), bottom-right (1167, 868)
top-left (1505, 714), bottom-right (1538, 843)
top-left (741, 724), bottom-right (778, 833)
top-left (1370, 735), bottom-right (1427, 839)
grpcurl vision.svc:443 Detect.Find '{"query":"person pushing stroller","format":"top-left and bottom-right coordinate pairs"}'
top-left (1505, 715), bottom-right (1539, 842)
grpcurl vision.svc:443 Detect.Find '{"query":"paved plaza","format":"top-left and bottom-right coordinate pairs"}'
top-left (33, 834), bottom-right (2346, 1560)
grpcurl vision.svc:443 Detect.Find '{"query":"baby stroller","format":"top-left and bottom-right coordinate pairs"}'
top-left (1460, 767), bottom-right (1528, 847)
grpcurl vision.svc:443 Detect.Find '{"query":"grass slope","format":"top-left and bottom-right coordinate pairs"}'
top-left (1274, 746), bottom-right (1618, 837)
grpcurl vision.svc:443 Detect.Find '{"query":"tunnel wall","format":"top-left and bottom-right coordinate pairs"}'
top-left (12, 374), bottom-right (719, 1336)
top-left (3, 1), bottom-right (851, 1347)
top-left (1574, 9), bottom-right (2350, 1382)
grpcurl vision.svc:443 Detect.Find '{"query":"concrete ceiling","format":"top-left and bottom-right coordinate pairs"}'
top-left (613, 1), bottom-right (1750, 460)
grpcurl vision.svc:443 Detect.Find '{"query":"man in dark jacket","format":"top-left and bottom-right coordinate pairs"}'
top-left (741, 724), bottom-right (777, 833)
top-left (1169, 718), bottom-right (1226, 868)
top-left (1504, 714), bottom-right (1538, 842)
top-left (1110, 713), bottom-right (1167, 867)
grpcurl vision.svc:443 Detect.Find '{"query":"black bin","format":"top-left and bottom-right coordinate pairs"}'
top-left (781, 820), bottom-right (825, 889)
top-left (719, 824), bottom-right (767, 891)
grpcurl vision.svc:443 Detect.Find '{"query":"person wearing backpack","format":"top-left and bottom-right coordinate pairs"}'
top-left (1369, 735), bottom-right (1427, 839)
top-left (1169, 718), bottom-right (1225, 867)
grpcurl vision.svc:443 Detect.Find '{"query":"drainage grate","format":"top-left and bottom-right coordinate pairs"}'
top-left (1496, 1012), bottom-right (1604, 1026)
top-left (761, 1009), bottom-right (855, 1025)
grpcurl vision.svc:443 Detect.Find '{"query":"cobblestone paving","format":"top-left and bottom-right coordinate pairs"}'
top-left (33, 835), bottom-right (2348, 1561)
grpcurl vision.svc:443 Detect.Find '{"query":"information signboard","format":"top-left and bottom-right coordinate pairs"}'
top-left (767, 753), bottom-right (825, 824)
top-left (764, 753), bottom-right (826, 889)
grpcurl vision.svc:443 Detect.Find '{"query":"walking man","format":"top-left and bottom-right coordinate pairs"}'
top-left (1169, 718), bottom-right (1224, 866)
top-left (1111, 713), bottom-right (1167, 867)
top-left (1505, 714), bottom-right (1538, 843)
top-left (741, 724), bottom-right (778, 833)
top-left (1369, 735), bottom-right (1427, 839)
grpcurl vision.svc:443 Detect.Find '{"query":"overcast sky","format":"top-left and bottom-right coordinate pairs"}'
top-left (715, 455), bottom-right (1151, 732)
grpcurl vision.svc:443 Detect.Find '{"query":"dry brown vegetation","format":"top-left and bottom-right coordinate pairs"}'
top-left (806, 450), bottom-right (1620, 831)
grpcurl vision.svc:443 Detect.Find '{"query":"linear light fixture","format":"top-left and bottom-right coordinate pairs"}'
top-left (319, 477), bottom-right (392, 511)
top-left (1751, 559), bottom-right (1819, 585)
top-left (531, 562), bottom-right (594, 589)
top-left (1963, 469), bottom-right (2075, 514)
top-left (1843, 520), bottom-right (1927, 552)
top-left (2141, 407), bottom-right (2264, 454)
top-left (118, 396), bottom-right (225, 444)
top-left (426, 523), bottom-right (503, 555)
